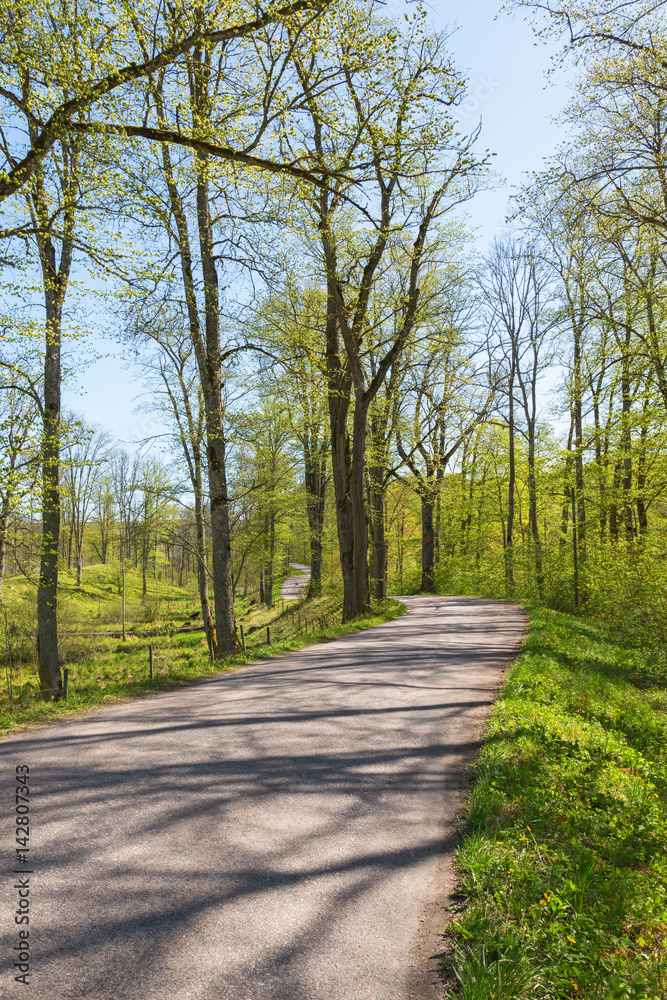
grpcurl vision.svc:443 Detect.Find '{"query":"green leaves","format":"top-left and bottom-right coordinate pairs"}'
top-left (445, 604), bottom-right (667, 998)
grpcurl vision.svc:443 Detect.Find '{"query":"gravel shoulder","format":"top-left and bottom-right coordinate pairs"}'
top-left (0, 595), bottom-right (526, 1000)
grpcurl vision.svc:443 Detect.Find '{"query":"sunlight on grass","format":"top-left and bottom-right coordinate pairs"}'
top-left (0, 569), bottom-right (405, 736)
top-left (444, 606), bottom-right (667, 999)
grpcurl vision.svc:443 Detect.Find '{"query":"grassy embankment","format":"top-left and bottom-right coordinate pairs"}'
top-left (0, 563), bottom-right (405, 736)
top-left (445, 604), bottom-right (667, 999)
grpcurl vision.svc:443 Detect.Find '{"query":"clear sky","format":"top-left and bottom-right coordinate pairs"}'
top-left (63, 0), bottom-right (569, 443)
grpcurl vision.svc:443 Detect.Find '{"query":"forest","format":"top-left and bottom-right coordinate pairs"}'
top-left (1, 0), bottom-right (665, 699)
top-left (1, 0), bottom-right (667, 995)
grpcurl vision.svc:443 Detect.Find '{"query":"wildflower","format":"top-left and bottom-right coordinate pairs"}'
top-left (508, 868), bottom-right (514, 874)
top-left (567, 935), bottom-right (576, 944)
top-left (539, 900), bottom-right (547, 906)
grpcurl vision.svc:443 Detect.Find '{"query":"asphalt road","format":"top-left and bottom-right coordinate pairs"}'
top-left (0, 596), bottom-right (526, 1000)
top-left (280, 563), bottom-right (311, 600)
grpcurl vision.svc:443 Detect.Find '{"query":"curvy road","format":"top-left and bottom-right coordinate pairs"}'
top-left (0, 596), bottom-right (526, 1000)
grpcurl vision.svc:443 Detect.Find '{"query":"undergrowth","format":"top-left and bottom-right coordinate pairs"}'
top-left (445, 604), bottom-right (667, 1000)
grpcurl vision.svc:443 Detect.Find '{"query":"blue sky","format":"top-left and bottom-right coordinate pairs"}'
top-left (64, 0), bottom-right (570, 443)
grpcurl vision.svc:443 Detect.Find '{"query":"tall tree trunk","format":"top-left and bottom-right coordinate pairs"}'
top-left (636, 394), bottom-right (650, 537)
top-left (194, 478), bottom-right (216, 660)
top-left (572, 321), bottom-right (587, 598)
top-left (0, 495), bottom-right (10, 606)
top-left (30, 137), bottom-right (77, 699)
top-left (505, 369), bottom-right (516, 594)
top-left (36, 254), bottom-right (66, 699)
top-left (264, 513), bottom-right (276, 608)
top-left (154, 73), bottom-right (236, 656)
top-left (304, 442), bottom-right (327, 599)
top-left (142, 528), bottom-right (148, 604)
top-left (368, 461), bottom-right (387, 601)
top-left (67, 517), bottom-right (73, 571)
top-left (560, 418), bottom-right (574, 552)
top-left (350, 390), bottom-right (370, 615)
top-left (620, 327), bottom-right (634, 551)
top-left (325, 287), bottom-right (358, 620)
top-left (421, 491), bottom-right (436, 593)
top-left (527, 421), bottom-right (543, 598)
top-left (195, 161), bottom-right (236, 653)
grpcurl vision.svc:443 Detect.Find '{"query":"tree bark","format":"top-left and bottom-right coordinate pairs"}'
top-left (572, 318), bottom-right (588, 597)
top-left (421, 494), bottom-right (436, 593)
top-left (153, 66), bottom-right (236, 655)
top-left (27, 133), bottom-right (77, 698)
top-left (505, 367), bottom-right (516, 595)
top-left (304, 441), bottom-right (327, 598)
top-left (194, 486), bottom-right (216, 659)
top-left (0, 495), bottom-right (10, 606)
top-left (620, 326), bottom-right (634, 551)
top-left (368, 462), bottom-right (387, 600)
top-left (325, 284), bottom-right (359, 620)
top-left (527, 422), bottom-right (544, 598)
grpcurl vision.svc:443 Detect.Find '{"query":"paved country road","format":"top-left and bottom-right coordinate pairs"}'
top-left (0, 596), bottom-right (526, 1000)
top-left (280, 563), bottom-right (311, 600)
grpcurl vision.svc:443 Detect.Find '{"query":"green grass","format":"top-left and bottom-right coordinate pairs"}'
top-left (444, 605), bottom-right (667, 999)
top-left (0, 579), bottom-right (405, 736)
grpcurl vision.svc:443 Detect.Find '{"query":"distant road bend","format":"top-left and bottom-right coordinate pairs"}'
top-left (280, 562), bottom-right (311, 600)
top-left (0, 596), bottom-right (526, 1000)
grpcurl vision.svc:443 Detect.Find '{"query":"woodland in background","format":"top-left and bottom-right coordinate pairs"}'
top-left (1, 0), bottom-right (667, 701)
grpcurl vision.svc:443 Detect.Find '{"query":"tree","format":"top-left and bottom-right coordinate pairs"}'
top-left (109, 451), bottom-right (140, 640)
top-left (232, 398), bottom-right (298, 607)
top-left (395, 303), bottom-right (493, 594)
top-left (0, 0), bottom-right (343, 203)
top-left (249, 280), bottom-right (330, 597)
top-left (0, 376), bottom-right (40, 604)
top-left (61, 420), bottom-right (111, 588)
top-left (517, 178), bottom-right (600, 601)
top-left (115, 0), bottom-right (351, 651)
top-left (126, 304), bottom-right (217, 656)
top-left (483, 237), bottom-right (556, 598)
top-left (289, 10), bottom-right (488, 618)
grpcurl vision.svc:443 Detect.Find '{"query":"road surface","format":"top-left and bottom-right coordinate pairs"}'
top-left (280, 563), bottom-right (311, 600)
top-left (0, 596), bottom-right (526, 1000)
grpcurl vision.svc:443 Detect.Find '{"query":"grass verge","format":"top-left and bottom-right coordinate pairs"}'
top-left (0, 597), bottom-right (405, 738)
top-left (445, 604), bottom-right (667, 1000)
